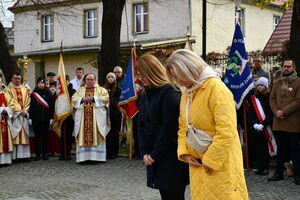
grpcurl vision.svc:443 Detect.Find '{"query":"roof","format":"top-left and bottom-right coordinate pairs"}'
top-left (263, 9), bottom-right (292, 55)
top-left (8, 0), bottom-right (101, 13)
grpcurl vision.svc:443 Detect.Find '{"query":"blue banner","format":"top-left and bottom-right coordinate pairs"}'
top-left (224, 23), bottom-right (254, 109)
top-left (118, 49), bottom-right (139, 118)
top-left (118, 56), bottom-right (136, 104)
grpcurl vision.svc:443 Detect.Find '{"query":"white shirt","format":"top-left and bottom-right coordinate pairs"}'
top-left (70, 77), bottom-right (82, 91)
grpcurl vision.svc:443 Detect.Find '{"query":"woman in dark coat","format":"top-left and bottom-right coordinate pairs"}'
top-left (136, 54), bottom-right (189, 200)
top-left (248, 77), bottom-right (273, 175)
top-left (103, 72), bottom-right (122, 159)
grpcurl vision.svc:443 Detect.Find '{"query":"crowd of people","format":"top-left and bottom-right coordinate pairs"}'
top-left (0, 66), bottom-right (135, 164)
top-left (0, 50), bottom-right (299, 199)
top-left (239, 57), bottom-right (300, 186)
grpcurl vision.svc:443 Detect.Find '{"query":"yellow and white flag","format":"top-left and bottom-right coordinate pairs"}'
top-left (53, 54), bottom-right (72, 137)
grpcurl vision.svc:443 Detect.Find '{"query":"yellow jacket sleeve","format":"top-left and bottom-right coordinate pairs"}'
top-left (177, 92), bottom-right (189, 163)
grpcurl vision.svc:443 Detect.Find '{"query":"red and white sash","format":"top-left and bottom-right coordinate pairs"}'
top-left (32, 91), bottom-right (49, 110)
top-left (250, 95), bottom-right (277, 156)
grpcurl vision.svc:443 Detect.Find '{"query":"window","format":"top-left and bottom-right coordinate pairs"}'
top-left (85, 9), bottom-right (97, 37)
top-left (273, 15), bottom-right (280, 30)
top-left (42, 15), bottom-right (53, 41)
top-left (134, 3), bottom-right (149, 33)
top-left (235, 8), bottom-right (245, 37)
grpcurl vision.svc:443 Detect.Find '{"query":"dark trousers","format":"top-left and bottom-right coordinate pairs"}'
top-left (253, 132), bottom-right (270, 171)
top-left (106, 128), bottom-right (119, 158)
top-left (159, 186), bottom-right (186, 200)
top-left (133, 115), bottom-right (140, 157)
top-left (276, 131), bottom-right (300, 177)
top-left (247, 129), bottom-right (256, 168)
top-left (33, 121), bottom-right (49, 156)
top-left (60, 116), bottom-right (73, 158)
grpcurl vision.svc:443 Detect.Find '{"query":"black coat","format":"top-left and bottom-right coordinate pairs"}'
top-left (68, 83), bottom-right (76, 99)
top-left (137, 84), bottom-right (189, 190)
top-left (29, 88), bottom-right (54, 122)
top-left (248, 91), bottom-right (273, 133)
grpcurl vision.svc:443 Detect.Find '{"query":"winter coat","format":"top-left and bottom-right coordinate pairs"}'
top-left (269, 76), bottom-right (300, 133)
top-left (248, 91), bottom-right (273, 131)
top-left (177, 78), bottom-right (248, 200)
top-left (103, 83), bottom-right (122, 132)
top-left (137, 84), bottom-right (189, 190)
top-left (29, 88), bottom-right (54, 122)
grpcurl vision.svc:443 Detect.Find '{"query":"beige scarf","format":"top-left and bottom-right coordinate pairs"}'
top-left (279, 71), bottom-right (298, 97)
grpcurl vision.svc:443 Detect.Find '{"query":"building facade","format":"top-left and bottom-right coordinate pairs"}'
top-left (9, 0), bottom-right (283, 88)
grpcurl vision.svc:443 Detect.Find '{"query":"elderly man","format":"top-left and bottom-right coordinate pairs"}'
top-left (113, 66), bottom-right (124, 89)
top-left (70, 67), bottom-right (84, 91)
top-left (252, 57), bottom-right (270, 82)
top-left (6, 72), bottom-right (31, 160)
top-left (72, 73), bottom-right (110, 163)
top-left (268, 59), bottom-right (300, 185)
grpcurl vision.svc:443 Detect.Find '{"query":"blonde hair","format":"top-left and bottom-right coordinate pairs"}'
top-left (166, 49), bottom-right (208, 86)
top-left (135, 54), bottom-right (169, 88)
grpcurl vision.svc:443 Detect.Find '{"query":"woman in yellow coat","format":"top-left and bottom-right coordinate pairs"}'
top-left (166, 49), bottom-right (248, 200)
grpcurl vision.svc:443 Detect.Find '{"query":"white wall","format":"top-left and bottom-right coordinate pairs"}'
top-left (14, 3), bottom-right (102, 53)
top-left (121, 0), bottom-right (190, 43)
top-left (191, 0), bottom-right (283, 55)
top-left (14, 0), bottom-right (190, 54)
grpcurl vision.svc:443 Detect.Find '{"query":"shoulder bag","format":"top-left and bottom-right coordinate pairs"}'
top-left (185, 94), bottom-right (212, 154)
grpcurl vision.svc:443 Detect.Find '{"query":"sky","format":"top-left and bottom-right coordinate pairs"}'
top-left (0, 0), bottom-right (14, 27)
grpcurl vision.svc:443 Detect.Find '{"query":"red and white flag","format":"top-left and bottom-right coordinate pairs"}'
top-left (53, 54), bottom-right (72, 137)
top-left (250, 95), bottom-right (277, 156)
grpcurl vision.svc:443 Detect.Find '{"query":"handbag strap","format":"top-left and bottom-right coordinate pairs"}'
top-left (185, 93), bottom-right (192, 127)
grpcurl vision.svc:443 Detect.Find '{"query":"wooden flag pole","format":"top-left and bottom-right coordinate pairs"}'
top-left (63, 121), bottom-right (67, 160)
top-left (243, 100), bottom-right (250, 169)
top-left (128, 119), bottom-right (133, 160)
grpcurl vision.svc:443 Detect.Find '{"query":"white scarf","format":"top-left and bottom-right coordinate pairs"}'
top-left (186, 66), bottom-right (219, 96)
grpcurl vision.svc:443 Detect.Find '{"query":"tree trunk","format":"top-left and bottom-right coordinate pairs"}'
top-left (290, 1), bottom-right (300, 75)
top-left (0, 22), bottom-right (19, 84)
top-left (98, 0), bottom-right (125, 85)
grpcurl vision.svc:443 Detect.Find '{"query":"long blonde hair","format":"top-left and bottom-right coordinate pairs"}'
top-left (135, 54), bottom-right (169, 88)
top-left (166, 49), bottom-right (208, 87)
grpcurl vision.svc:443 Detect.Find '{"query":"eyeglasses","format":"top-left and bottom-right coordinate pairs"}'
top-left (254, 60), bottom-right (262, 63)
top-left (283, 65), bottom-right (293, 68)
top-left (114, 71), bottom-right (122, 74)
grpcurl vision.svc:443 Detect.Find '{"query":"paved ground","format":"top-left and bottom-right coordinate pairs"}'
top-left (0, 156), bottom-right (299, 200)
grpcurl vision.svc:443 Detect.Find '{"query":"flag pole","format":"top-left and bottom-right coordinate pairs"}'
top-left (243, 99), bottom-right (250, 169)
top-left (129, 40), bottom-right (137, 161)
top-left (60, 41), bottom-right (67, 160)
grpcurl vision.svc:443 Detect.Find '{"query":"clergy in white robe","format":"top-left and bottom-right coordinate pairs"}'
top-left (6, 73), bottom-right (31, 160)
top-left (0, 79), bottom-right (15, 165)
top-left (72, 73), bottom-right (110, 163)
